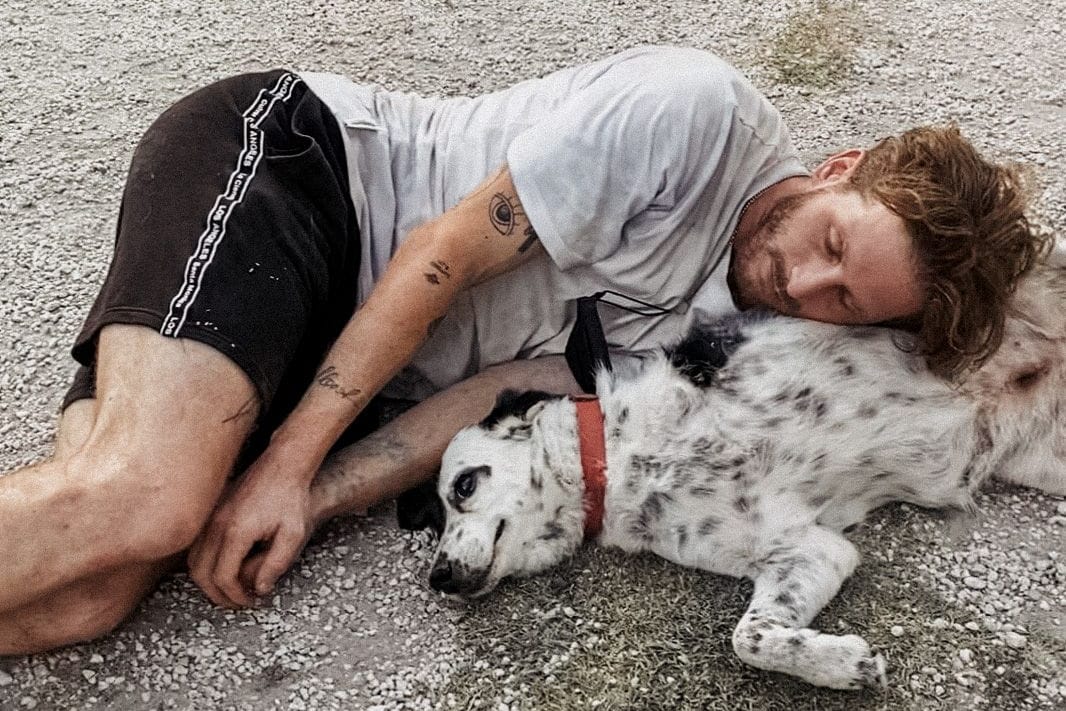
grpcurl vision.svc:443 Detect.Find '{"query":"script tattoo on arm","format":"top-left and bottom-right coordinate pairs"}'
top-left (314, 365), bottom-right (363, 403)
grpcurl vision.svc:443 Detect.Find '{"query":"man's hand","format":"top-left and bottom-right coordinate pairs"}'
top-left (188, 449), bottom-right (318, 608)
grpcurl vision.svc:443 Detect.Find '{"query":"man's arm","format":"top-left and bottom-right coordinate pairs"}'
top-left (221, 356), bottom-right (581, 605)
top-left (310, 356), bottom-right (581, 522)
top-left (260, 164), bottom-right (544, 478)
top-left (189, 165), bottom-right (548, 607)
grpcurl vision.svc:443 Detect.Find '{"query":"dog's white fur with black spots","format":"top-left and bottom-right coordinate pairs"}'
top-left (421, 261), bottom-right (1066, 691)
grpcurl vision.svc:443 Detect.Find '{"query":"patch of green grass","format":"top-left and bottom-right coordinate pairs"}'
top-left (435, 505), bottom-right (1062, 710)
top-left (768, 0), bottom-right (861, 89)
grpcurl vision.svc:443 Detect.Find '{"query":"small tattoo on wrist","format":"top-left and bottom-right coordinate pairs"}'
top-left (315, 365), bottom-right (362, 403)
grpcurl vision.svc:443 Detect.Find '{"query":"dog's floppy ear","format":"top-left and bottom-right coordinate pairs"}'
top-left (396, 479), bottom-right (445, 535)
top-left (667, 317), bottom-right (754, 387)
top-left (480, 389), bottom-right (561, 439)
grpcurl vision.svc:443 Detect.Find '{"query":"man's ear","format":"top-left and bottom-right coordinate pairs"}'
top-left (811, 149), bottom-right (865, 186)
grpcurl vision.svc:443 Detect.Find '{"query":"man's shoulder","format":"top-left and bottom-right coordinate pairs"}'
top-left (597, 45), bottom-right (745, 88)
top-left (589, 46), bottom-right (771, 122)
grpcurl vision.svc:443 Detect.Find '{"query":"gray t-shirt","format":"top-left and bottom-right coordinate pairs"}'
top-left (301, 46), bottom-right (806, 400)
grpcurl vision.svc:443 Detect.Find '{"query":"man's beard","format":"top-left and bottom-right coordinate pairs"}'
top-left (730, 190), bottom-right (814, 314)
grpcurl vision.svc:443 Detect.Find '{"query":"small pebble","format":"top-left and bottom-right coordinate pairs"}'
top-left (890, 625), bottom-right (905, 637)
top-left (1003, 631), bottom-right (1028, 649)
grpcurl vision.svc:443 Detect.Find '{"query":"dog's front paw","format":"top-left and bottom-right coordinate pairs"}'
top-left (791, 632), bottom-right (888, 690)
top-left (854, 648), bottom-right (888, 690)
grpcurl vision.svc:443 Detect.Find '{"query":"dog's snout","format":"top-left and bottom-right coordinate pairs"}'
top-left (429, 558), bottom-right (458, 594)
top-left (429, 555), bottom-right (492, 596)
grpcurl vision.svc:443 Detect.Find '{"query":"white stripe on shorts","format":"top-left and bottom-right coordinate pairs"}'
top-left (160, 72), bottom-right (302, 338)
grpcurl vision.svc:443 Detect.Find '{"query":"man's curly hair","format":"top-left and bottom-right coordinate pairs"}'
top-left (849, 125), bottom-right (1051, 380)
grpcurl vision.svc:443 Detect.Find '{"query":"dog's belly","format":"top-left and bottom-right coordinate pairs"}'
top-left (602, 476), bottom-right (831, 580)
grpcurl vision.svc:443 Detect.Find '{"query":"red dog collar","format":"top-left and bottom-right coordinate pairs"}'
top-left (571, 394), bottom-right (607, 538)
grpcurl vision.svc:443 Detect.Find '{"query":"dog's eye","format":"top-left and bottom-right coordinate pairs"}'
top-left (451, 465), bottom-right (490, 501)
top-left (454, 471), bottom-right (478, 499)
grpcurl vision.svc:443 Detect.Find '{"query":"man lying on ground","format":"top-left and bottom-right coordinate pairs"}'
top-left (0, 46), bottom-right (1046, 654)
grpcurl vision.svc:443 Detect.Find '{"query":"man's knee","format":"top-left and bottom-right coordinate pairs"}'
top-left (54, 584), bottom-right (140, 648)
top-left (9, 567), bottom-right (161, 654)
top-left (66, 449), bottom-right (224, 564)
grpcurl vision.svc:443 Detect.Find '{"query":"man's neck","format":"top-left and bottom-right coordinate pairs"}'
top-left (732, 175), bottom-right (811, 247)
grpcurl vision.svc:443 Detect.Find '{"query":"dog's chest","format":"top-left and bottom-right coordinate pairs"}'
top-left (593, 390), bottom-right (805, 576)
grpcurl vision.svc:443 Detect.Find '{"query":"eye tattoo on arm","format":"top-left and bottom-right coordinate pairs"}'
top-left (315, 365), bottom-right (363, 403)
top-left (489, 193), bottom-right (518, 236)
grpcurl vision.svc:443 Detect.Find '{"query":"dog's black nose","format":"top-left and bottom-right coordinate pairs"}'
top-left (430, 559), bottom-right (458, 594)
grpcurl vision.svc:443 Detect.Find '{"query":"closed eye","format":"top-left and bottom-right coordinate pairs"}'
top-left (825, 226), bottom-right (843, 261)
top-left (1012, 364), bottom-right (1048, 391)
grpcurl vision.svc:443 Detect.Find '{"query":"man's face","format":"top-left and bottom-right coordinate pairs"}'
top-left (731, 185), bottom-right (924, 325)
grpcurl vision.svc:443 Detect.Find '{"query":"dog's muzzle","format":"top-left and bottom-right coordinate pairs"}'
top-left (429, 555), bottom-right (490, 597)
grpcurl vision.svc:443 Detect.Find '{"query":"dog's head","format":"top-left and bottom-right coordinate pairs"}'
top-left (429, 390), bottom-right (586, 598)
top-left (965, 261), bottom-right (1066, 494)
top-left (965, 263), bottom-right (1066, 402)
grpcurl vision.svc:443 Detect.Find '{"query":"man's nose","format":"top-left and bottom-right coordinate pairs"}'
top-left (786, 262), bottom-right (841, 300)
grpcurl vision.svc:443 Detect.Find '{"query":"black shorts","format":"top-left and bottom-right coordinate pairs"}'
top-left (65, 70), bottom-right (378, 461)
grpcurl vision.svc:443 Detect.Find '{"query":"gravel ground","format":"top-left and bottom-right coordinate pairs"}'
top-left (1, 0), bottom-right (1064, 709)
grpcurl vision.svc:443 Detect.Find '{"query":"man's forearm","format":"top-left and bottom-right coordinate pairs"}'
top-left (267, 166), bottom-right (545, 481)
top-left (267, 226), bottom-right (463, 476)
top-left (309, 356), bottom-right (581, 524)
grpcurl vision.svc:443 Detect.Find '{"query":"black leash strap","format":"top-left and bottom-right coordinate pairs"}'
top-left (564, 291), bottom-right (671, 394)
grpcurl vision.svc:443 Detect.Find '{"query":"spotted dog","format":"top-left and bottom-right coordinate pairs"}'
top-left (422, 262), bottom-right (1066, 690)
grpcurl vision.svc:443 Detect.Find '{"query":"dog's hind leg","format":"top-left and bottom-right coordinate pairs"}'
top-left (731, 526), bottom-right (887, 690)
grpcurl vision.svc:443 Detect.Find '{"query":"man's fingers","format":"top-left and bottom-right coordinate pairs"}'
top-left (239, 552), bottom-right (266, 594)
top-left (254, 528), bottom-right (306, 598)
top-left (187, 525), bottom-right (231, 607)
top-left (212, 528), bottom-right (262, 608)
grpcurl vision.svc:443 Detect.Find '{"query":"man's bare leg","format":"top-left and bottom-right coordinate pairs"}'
top-left (0, 324), bottom-right (257, 652)
top-left (0, 558), bottom-right (177, 655)
top-left (52, 398), bottom-right (96, 460)
top-left (0, 396), bottom-right (170, 654)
